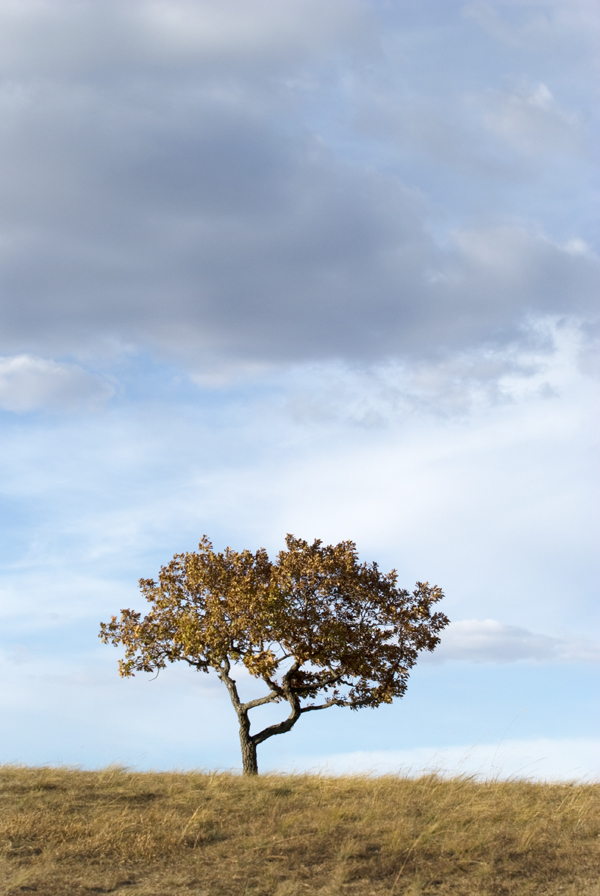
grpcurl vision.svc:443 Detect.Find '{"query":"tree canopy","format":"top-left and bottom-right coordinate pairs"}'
top-left (100, 535), bottom-right (448, 774)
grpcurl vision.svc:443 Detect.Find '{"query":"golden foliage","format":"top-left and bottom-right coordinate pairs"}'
top-left (100, 536), bottom-right (448, 773)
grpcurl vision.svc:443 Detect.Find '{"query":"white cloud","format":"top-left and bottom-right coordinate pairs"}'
top-left (484, 82), bottom-right (580, 155)
top-left (0, 330), bottom-right (595, 639)
top-left (0, 354), bottom-right (113, 412)
top-left (274, 738), bottom-right (600, 782)
top-left (281, 317), bottom-right (590, 422)
top-left (429, 619), bottom-right (600, 664)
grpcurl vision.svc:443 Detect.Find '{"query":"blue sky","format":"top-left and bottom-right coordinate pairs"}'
top-left (0, 0), bottom-right (598, 780)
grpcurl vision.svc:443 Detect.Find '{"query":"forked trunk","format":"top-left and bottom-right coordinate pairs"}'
top-left (219, 658), bottom-right (302, 776)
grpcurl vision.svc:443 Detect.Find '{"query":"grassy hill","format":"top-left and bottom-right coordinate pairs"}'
top-left (1, 765), bottom-right (599, 895)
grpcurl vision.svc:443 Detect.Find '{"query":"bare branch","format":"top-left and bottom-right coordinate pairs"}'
top-left (215, 657), bottom-right (243, 714)
top-left (241, 690), bottom-right (281, 712)
top-left (252, 698), bottom-right (302, 746)
top-left (299, 700), bottom-right (342, 713)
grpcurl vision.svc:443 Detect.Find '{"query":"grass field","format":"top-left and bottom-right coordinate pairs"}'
top-left (1, 765), bottom-right (599, 895)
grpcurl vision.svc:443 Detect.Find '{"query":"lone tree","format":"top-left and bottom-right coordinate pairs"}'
top-left (100, 535), bottom-right (448, 775)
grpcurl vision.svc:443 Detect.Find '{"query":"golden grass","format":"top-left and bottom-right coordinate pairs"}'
top-left (1, 765), bottom-right (599, 895)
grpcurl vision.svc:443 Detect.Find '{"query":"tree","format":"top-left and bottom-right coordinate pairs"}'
top-left (99, 535), bottom-right (448, 775)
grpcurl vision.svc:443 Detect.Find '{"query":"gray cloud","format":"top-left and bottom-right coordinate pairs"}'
top-left (0, 0), bottom-right (597, 376)
top-left (0, 0), bottom-right (368, 77)
top-left (428, 619), bottom-right (600, 664)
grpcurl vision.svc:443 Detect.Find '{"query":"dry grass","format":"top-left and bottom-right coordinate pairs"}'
top-left (1, 765), bottom-right (599, 895)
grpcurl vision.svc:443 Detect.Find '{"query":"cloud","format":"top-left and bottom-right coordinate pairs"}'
top-left (0, 331), bottom-right (595, 640)
top-left (275, 317), bottom-right (590, 423)
top-left (274, 738), bottom-right (600, 781)
top-left (0, 0), bottom-right (596, 376)
top-left (0, 0), bottom-right (368, 77)
top-left (483, 82), bottom-right (581, 156)
top-left (0, 1), bottom-right (596, 779)
top-left (429, 619), bottom-right (600, 665)
top-left (0, 354), bottom-right (114, 412)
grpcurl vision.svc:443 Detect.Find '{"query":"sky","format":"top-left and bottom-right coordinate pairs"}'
top-left (0, 0), bottom-right (598, 781)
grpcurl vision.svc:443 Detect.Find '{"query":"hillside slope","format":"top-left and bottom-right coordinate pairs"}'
top-left (1, 765), bottom-right (599, 895)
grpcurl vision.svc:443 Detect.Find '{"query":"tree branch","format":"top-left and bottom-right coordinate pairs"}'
top-left (215, 657), bottom-right (243, 714)
top-left (282, 657), bottom-right (301, 685)
top-left (251, 658), bottom-right (303, 746)
top-left (299, 700), bottom-right (341, 713)
top-left (217, 659), bottom-right (284, 713)
top-left (241, 690), bottom-right (281, 712)
top-left (289, 672), bottom-right (348, 693)
top-left (251, 700), bottom-right (302, 746)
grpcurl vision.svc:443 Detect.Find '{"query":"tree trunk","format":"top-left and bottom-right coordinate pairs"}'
top-left (238, 713), bottom-right (258, 775)
top-left (240, 735), bottom-right (258, 775)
